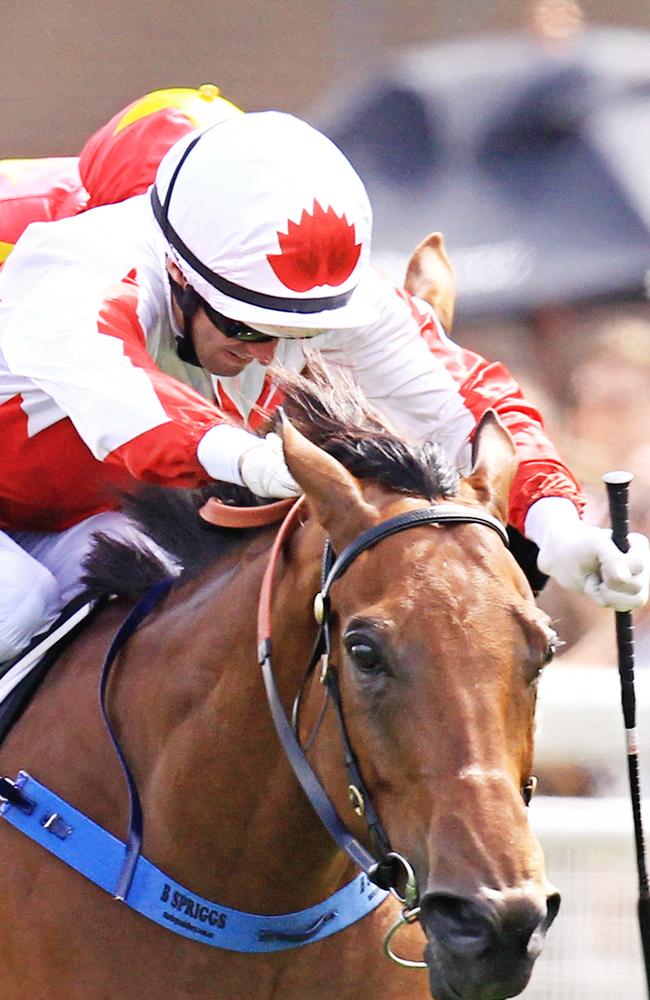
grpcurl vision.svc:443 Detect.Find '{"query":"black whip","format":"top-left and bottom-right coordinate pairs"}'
top-left (603, 470), bottom-right (650, 995)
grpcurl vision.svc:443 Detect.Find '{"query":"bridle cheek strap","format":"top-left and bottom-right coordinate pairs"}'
top-left (257, 497), bottom-right (380, 873)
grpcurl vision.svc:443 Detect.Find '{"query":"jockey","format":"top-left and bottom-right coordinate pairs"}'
top-left (0, 110), bottom-right (648, 663)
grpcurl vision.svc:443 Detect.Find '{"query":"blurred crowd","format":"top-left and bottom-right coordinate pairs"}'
top-left (462, 303), bottom-right (650, 671)
top-left (438, 0), bottom-right (650, 673)
top-left (537, 308), bottom-right (650, 669)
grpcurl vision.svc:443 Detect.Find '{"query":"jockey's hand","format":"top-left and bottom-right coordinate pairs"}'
top-left (238, 432), bottom-right (300, 499)
top-left (526, 497), bottom-right (650, 612)
top-left (538, 524), bottom-right (650, 611)
top-left (198, 426), bottom-right (299, 498)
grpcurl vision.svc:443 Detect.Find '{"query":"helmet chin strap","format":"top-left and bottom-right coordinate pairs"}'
top-left (168, 275), bottom-right (202, 367)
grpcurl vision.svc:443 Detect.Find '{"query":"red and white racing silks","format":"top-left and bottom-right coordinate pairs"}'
top-left (0, 158), bottom-right (87, 269)
top-left (0, 193), bottom-right (582, 535)
top-left (395, 289), bottom-right (584, 535)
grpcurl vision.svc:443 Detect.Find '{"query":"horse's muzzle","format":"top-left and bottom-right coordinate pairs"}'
top-left (419, 887), bottom-right (561, 1000)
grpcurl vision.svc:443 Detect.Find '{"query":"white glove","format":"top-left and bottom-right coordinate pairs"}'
top-left (527, 497), bottom-right (650, 612)
top-left (238, 432), bottom-right (300, 499)
top-left (198, 425), bottom-right (299, 499)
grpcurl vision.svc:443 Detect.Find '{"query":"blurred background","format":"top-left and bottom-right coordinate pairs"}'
top-left (3, 1), bottom-right (650, 995)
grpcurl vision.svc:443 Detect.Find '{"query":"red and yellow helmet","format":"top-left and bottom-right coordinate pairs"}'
top-left (79, 84), bottom-right (242, 209)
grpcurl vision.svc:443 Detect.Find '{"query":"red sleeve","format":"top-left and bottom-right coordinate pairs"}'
top-left (97, 272), bottom-right (230, 486)
top-left (400, 290), bottom-right (584, 533)
top-left (0, 158), bottom-right (87, 266)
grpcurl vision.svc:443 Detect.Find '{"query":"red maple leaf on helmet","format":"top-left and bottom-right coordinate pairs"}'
top-left (266, 201), bottom-right (362, 292)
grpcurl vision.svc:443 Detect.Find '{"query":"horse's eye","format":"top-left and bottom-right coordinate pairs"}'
top-left (345, 637), bottom-right (384, 674)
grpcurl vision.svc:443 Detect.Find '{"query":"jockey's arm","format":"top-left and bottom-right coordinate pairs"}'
top-left (317, 280), bottom-right (648, 611)
top-left (407, 292), bottom-right (584, 537)
top-left (0, 260), bottom-right (283, 499)
top-left (316, 280), bottom-right (582, 537)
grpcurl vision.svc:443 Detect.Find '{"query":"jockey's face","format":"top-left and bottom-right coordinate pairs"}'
top-left (166, 260), bottom-right (279, 376)
top-left (191, 306), bottom-right (279, 375)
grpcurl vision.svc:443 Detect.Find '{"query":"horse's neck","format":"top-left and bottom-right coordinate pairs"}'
top-left (121, 527), bottom-right (352, 911)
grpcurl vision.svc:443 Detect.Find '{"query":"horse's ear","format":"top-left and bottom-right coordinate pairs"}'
top-left (461, 410), bottom-right (518, 525)
top-left (279, 415), bottom-right (377, 547)
top-left (404, 231), bottom-right (457, 333)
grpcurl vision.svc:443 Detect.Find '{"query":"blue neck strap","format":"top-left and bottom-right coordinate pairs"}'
top-left (0, 771), bottom-right (386, 952)
top-left (0, 580), bottom-right (388, 952)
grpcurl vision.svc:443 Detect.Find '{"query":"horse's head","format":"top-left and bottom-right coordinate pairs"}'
top-left (278, 402), bottom-right (559, 1000)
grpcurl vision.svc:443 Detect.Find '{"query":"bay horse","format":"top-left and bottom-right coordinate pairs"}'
top-left (0, 371), bottom-right (559, 1000)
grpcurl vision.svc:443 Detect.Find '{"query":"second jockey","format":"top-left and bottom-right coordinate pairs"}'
top-left (0, 107), bottom-right (648, 662)
top-left (0, 83), bottom-right (242, 270)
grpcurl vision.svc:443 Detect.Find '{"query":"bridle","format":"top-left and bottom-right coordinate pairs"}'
top-left (254, 494), bottom-right (531, 964)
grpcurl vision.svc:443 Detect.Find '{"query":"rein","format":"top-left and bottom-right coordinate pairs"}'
top-left (257, 497), bottom-right (379, 873)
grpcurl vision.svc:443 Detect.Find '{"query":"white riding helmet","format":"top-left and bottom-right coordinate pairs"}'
top-left (151, 111), bottom-right (378, 332)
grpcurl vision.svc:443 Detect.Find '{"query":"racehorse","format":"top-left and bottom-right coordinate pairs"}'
top-left (0, 369), bottom-right (560, 1000)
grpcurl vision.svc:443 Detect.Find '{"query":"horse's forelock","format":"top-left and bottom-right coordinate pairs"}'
top-left (275, 363), bottom-right (459, 500)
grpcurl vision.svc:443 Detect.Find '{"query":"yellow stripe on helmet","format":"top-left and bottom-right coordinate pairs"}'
top-left (113, 84), bottom-right (242, 136)
top-left (0, 241), bottom-right (15, 263)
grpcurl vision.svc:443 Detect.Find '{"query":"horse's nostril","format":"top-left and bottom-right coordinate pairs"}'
top-left (527, 925), bottom-right (546, 959)
top-left (421, 894), bottom-right (497, 957)
top-left (546, 890), bottom-right (561, 929)
top-left (422, 890), bottom-right (554, 961)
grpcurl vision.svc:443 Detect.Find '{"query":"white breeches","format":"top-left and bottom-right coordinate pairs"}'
top-left (0, 511), bottom-right (147, 662)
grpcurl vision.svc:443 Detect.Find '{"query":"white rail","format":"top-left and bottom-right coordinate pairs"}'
top-left (525, 797), bottom-right (647, 998)
top-left (535, 666), bottom-right (650, 788)
top-left (520, 667), bottom-right (650, 997)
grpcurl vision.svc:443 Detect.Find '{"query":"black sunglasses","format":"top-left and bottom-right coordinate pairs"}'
top-left (200, 299), bottom-right (276, 343)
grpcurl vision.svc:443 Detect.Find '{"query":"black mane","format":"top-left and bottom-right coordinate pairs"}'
top-left (83, 365), bottom-right (459, 597)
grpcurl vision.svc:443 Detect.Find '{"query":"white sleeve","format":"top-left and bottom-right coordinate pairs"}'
top-left (0, 265), bottom-right (171, 460)
top-left (309, 273), bottom-right (475, 468)
top-left (524, 496), bottom-right (582, 546)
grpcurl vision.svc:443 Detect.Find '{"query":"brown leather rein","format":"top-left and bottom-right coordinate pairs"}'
top-left (199, 496), bottom-right (295, 530)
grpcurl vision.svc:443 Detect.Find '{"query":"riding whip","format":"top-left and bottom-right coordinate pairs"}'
top-left (603, 470), bottom-right (650, 996)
